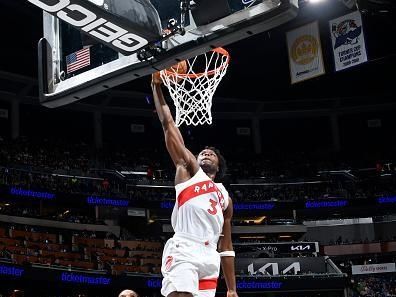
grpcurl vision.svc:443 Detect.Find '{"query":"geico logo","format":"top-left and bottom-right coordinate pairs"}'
top-left (88, 0), bottom-right (104, 5)
top-left (28, 0), bottom-right (70, 12)
top-left (28, 0), bottom-right (148, 53)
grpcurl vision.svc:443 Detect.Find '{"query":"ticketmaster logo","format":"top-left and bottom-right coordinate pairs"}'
top-left (160, 202), bottom-right (276, 210)
top-left (234, 203), bottom-right (275, 211)
top-left (146, 278), bottom-right (162, 288)
top-left (160, 201), bottom-right (175, 209)
top-left (237, 280), bottom-right (283, 289)
top-left (377, 196), bottom-right (396, 204)
top-left (86, 196), bottom-right (129, 207)
top-left (10, 187), bottom-right (55, 200)
top-left (305, 200), bottom-right (348, 208)
top-left (61, 272), bottom-right (111, 285)
top-left (0, 265), bottom-right (24, 277)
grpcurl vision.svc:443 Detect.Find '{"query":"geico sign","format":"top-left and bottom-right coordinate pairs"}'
top-left (248, 262), bottom-right (301, 276)
top-left (28, 0), bottom-right (148, 54)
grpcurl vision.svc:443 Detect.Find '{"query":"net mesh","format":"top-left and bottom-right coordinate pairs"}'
top-left (160, 48), bottom-right (230, 126)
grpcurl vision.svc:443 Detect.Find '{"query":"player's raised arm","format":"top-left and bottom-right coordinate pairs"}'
top-left (151, 72), bottom-right (199, 178)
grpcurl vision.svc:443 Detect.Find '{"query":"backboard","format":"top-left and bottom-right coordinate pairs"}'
top-left (28, 0), bottom-right (299, 108)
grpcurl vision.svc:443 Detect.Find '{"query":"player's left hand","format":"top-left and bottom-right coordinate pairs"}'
top-left (151, 72), bottom-right (162, 85)
top-left (227, 290), bottom-right (238, 297)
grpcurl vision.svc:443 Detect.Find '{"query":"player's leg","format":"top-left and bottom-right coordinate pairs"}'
top-left (161, 238), bottom-right (200, 297)
top-left (197, 248), bottom-right (221, 297)
top-left (161, 265), bottom-right (198, 297)
top-left (197, 281), bottom-right (217, 297)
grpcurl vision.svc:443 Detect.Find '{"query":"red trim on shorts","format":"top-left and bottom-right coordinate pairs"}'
top-left (199, 278), bottom-right (218, 290)
top-left (178, 181), bottom-right (221, 207)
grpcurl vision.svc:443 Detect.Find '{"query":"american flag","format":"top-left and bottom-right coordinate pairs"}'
top-left (66, 47), bottom-right (90, 74)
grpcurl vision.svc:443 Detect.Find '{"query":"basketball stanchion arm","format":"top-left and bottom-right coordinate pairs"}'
top-left (34, 0), bottom-right (298, 108)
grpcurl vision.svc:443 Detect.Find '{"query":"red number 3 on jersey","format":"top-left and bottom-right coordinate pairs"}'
top-left (207, 198), bottom-right (218, 215)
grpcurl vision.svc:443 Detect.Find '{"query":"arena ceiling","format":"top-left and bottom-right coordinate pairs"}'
top-left (0, 0), bottom-right (395, 116)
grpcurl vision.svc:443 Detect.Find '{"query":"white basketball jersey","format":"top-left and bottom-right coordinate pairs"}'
top-left (171, 168), bottom-right (230, 245)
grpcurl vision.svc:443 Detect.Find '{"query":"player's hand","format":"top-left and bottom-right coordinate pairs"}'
top-left (226, 290), bottom-right (238, 297)
top-left (151, 72), bottom-right (162, 85)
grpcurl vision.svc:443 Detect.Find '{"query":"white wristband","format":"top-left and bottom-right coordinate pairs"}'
top-left (219, 251), bottom-right (235, 257)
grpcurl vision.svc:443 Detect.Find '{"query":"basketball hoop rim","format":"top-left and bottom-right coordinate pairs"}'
top-left (162, 47), bottom-right (230, 78)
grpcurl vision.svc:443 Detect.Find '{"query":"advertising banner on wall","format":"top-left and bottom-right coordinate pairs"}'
top-left (352, 263), bottom-right (396, 275)
top-left (235, 242), bottom-right (319, 256)
top-left (237, 257), bottom-right (327, 275)
top-left (0, 261), bottom-right (346, 292)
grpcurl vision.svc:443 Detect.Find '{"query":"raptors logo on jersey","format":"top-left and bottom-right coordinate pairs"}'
top-left (165, 255), bottom-right (173, 271)
top-left (171, 168), bottom-right (229, 244)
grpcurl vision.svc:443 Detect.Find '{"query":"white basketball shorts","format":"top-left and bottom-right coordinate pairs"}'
top-left (161, 233), bottom-right (220, 297)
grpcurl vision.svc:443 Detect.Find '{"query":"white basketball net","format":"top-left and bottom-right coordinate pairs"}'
top-left (160, 48), bottom-right (230, 126)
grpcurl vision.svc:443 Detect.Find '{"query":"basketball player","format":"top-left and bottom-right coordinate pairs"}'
top-left (151, 71), bottom-right (238, 297)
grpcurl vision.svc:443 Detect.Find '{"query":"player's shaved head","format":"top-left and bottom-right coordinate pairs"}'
top-left (118, 289), bottom-right (139, 297)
